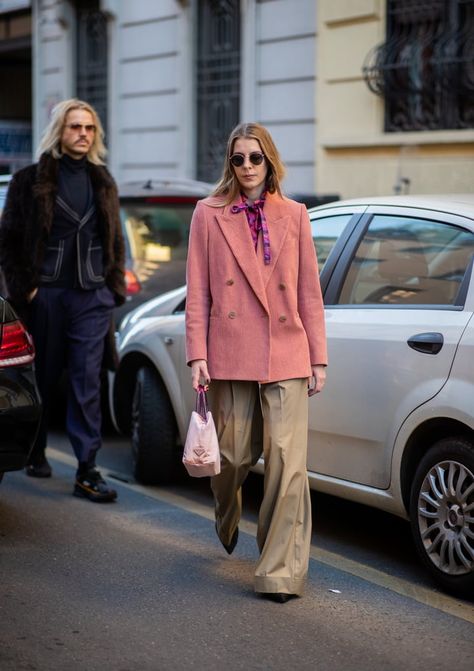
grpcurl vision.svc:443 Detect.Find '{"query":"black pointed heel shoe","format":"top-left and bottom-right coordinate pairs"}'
top-left (258, 592), bottom-right (298, 604)
top-left (215, 522), bottom-right (239, 555)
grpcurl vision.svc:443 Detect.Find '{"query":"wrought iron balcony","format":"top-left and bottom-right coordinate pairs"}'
top-left (362, 0), bottom-right (474, 132)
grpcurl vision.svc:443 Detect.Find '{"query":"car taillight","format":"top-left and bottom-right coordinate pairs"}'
top-left (0, 320), bottom-right (35, 367)
top-left (125, 268), bottom-right (142, 296)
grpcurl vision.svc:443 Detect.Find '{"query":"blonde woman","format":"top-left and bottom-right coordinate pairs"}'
top-left (186, 122), bottom-right (327, 602)
top-left (0, 99), bottom-right (125, 501)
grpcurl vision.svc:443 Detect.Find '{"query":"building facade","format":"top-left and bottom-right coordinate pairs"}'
top-left (316, 0), bottom-right (474, 198)
top-left (6, 1), bottom-right (471, 198)
top-left (31, 0), bottom-right (318, 193)
top-left (0, 0), bottom-right (32, 174)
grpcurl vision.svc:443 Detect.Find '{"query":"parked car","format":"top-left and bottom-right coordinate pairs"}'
top-left (0, 295), bottom-right (42, 484)
top-left (109, 194), bottom-right (474, 596)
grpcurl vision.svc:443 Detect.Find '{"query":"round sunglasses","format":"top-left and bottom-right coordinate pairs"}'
top-left (230, 152), bottom-right (265, 167)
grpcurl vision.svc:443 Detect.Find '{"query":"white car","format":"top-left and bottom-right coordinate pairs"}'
top-left (110, 194), bottom-right (474, 597)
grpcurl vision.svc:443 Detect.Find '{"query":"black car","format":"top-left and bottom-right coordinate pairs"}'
top-left (0, 296), bottom-right (42, 483)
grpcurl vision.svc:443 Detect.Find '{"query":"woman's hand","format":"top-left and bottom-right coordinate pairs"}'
top-left (191, 359), bottom-right (210, 391)
top-left (308, 364), bottom-right (326, 397)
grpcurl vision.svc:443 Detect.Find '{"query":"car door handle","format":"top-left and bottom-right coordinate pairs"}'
top-left (407, 332), bottom-right (444, 355)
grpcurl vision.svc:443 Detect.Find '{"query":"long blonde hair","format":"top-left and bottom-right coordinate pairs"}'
top-left (36, 98), bottom-right (107, 165)
top-left (212, 122), bottom-right (286, 204)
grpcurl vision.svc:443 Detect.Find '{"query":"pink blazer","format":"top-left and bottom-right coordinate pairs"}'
top-left (185, 192), bottom-right (327, 383)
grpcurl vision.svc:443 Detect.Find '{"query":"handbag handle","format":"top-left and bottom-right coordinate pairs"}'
top-left (196, 384), bottom-right (208, 421)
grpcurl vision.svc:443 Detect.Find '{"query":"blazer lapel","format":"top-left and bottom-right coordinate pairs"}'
top-left (260, 193), bottom-right (291, 287)
top-left (215, 200), bottom-right (269, 313)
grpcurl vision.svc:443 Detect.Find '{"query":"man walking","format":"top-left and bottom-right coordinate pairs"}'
top-left (0, 98), bottom-right (126, 502)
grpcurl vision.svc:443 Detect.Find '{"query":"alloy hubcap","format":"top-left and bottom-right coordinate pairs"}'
top-left (417, 460), bottom-right (474, 576)
top-left (446, 505), bottom-right (463, 529)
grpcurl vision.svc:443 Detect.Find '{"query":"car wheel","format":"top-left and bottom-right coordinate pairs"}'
top-left (131, 366), bottom-right (177, 485)
top-left (409, 437), bottom-right (474, 597)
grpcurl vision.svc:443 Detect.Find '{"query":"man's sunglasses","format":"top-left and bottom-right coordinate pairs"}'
top-left (65, 123), bottom-right (97, 133)
top-left (229, 152), bottom-right (265, 167)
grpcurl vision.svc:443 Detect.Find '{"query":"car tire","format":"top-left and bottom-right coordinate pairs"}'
top-left (131, 366), bottom-right (177, 485)
top-left (409, 437), bottom-right (474, 597)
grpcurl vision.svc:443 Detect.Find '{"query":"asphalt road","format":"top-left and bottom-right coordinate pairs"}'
top-left (0, 429), bottom-right (473, 671)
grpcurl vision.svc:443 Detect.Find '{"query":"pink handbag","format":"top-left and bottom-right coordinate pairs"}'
top-left (182, 386), bottom-right (221, 477)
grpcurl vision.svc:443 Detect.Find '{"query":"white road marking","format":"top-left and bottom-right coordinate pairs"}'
top-left (49, 447), bottom-right (474, 624)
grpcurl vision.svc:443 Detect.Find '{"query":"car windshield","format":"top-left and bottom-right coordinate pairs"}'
top-left (120, 200), bottom-right (196, 294)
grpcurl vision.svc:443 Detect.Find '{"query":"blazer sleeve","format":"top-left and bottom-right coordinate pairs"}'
top-left (185, 201), bottom-right (211, 365)
top-left (297, 204), bottom-right (328, 366)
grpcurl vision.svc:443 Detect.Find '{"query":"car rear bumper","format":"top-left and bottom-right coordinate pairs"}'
top-left (0, 367), bottom-right (42, 473)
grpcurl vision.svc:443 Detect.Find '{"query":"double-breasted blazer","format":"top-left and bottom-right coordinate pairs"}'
top-left (185, 192), bottom-right (327, 383)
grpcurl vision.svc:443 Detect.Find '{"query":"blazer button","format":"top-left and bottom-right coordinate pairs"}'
top-left (278, 315), bottom-right (287, 323)
top-left (279, 282), bottom-right (286, 290)
top-left (226, 279), bottom-right (234, 286)
top-left (228, 311), bottom-right (236, 319)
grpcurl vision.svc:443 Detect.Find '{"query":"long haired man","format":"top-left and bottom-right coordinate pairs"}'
top-left (0, 99), bottom-right (126, 502)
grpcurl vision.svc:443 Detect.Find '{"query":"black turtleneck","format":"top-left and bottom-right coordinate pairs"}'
top-left (58, 154), bottom-right (92, 217)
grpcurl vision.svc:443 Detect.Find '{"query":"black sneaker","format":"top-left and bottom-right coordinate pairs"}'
top-left (26, 455), bottom-right (52, 478)
top-left (73, 468), bottom-right (117, 503)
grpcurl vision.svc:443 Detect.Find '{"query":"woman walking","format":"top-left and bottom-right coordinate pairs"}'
top-left (185, 122), bottom-right (327, 602)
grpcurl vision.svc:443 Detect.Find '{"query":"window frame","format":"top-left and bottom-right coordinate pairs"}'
top-left (324, 205), bottom-right (474, 310)
top-left (363, 0), bottom-right (474, 132)
top-left (309, 205), bottom-right (368, 296)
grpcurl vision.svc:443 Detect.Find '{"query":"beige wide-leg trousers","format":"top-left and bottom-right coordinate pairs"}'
top-left (209, 378), bottom-right (311, 595)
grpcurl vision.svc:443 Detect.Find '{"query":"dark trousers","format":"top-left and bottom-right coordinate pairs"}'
top-left (27, 286), bottom-right (115, 467)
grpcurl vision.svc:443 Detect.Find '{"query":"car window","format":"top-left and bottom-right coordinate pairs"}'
top-left (173, 297), bottom-right (186, 313)
top-left (120, 201), bottom-right (196, 291)
top-left (310, 214), bottom-right (353, 273)
top-left (338, 215), bottom-right (474, 306)
top-left (121, 203), bottom-right (195, 263)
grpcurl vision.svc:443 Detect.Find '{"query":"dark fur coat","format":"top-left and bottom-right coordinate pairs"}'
top-left (0, 153), bottom-right (126, 309)
top-left (0, 153), bottom-right (126, 371)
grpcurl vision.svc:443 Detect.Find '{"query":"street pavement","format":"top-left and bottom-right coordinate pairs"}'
top-left (0, 432), bottom-right (473, 671)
